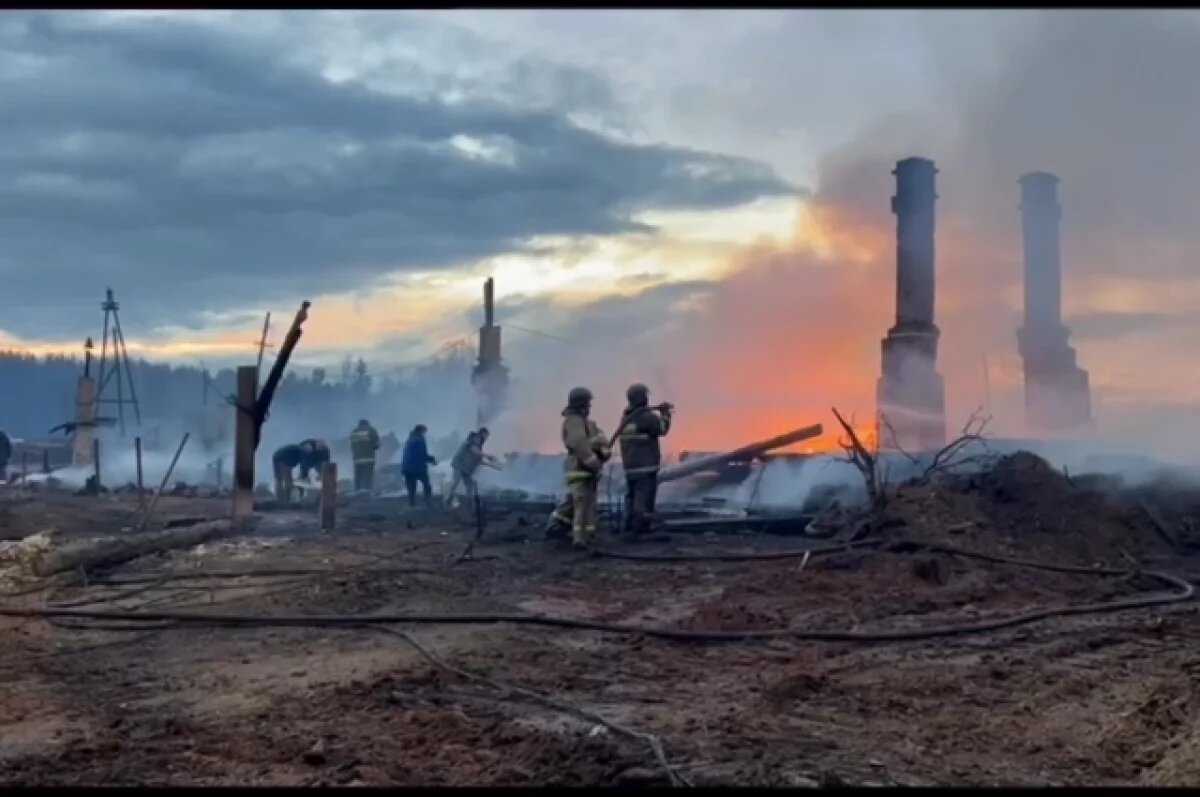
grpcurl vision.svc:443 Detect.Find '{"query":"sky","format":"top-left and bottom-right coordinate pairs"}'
top-left (2, 9), bottom-right (1199, 458)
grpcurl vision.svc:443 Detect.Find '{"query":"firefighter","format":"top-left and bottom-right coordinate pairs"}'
top-left (0, 428), bottom-right (10, 483)
top-left (616, 383), bottom-right (672, 538)
top-left (272, 439), bottom-right (330, 503)
top-left (444, 427), bottom-right (501, 508)
top-left (349, 419), bottom-right (381, 493)
top-left (400, 424), bottom-right (437, 508)
top-left (548, 387), bottom-right (609, 549)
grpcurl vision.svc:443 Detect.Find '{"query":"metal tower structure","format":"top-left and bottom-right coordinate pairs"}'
top-left (94, 287), bottom-right (142, 436)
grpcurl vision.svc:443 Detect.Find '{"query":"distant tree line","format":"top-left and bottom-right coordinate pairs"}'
top-left (0, 341), bottom-right (480, 450)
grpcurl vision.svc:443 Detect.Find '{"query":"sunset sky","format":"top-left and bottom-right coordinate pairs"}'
top-left (2, 10), bottom-right (1199, 457)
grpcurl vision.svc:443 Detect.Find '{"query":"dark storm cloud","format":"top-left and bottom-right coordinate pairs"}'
top-left (0, 12), bottom-right (793, 337)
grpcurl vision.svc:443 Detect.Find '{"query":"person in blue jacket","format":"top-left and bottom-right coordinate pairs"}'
top-left (400, 424), bottom-right (437, 508)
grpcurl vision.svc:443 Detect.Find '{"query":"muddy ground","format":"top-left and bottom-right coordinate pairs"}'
top-left (3, 455), bottom-right (1200, 787)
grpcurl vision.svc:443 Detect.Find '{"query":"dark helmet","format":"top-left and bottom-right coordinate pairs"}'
top-left (412, 424), bottom-right (427, 435)
top-left (567, 387), bottom-right (593, 409)
top-left (626, 383), bottom-right (650, 406)
top-left (358, 419), bottom-right (370, 426)
top-left (478, 427), bottom-right (490, 437)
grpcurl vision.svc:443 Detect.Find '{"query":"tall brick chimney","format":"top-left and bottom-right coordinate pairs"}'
top-left (877, 157), bottom-right (946, 452)
top-left (1016, 172), bottom-right (1091, 431)
top-left (471, 277), bottom-right (509, 426)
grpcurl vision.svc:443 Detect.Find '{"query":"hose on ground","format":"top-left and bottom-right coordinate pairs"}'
top-left (591, 539), bottom-right (881, 563)
top-left (0, 542), bottom-right (1191, 643)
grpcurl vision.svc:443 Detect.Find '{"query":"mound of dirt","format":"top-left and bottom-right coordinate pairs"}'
top-left (893, 452), bottom-right (1174, 567)
top-left (1094, 671), bottom-right (1200, 783)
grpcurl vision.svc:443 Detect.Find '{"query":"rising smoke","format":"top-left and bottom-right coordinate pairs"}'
top-left (492, 10), bottom-right (1200, 477)
top-left (36, 11), bottom-right (1200, 504)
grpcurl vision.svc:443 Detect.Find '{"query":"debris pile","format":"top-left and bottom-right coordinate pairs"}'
top-left (0, 529), bottom-right (57, 588)
top-left (892, 452), bottom-right (1176, 565)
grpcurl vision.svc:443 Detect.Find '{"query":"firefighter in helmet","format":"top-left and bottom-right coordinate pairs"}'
top-left (616, 383), bottom-right (672, 538)
top-left (546, 387), bottom-right (609, 548)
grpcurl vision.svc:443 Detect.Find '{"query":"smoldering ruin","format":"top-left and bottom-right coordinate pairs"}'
top-left (4, 155), bottom-right (1200, 788)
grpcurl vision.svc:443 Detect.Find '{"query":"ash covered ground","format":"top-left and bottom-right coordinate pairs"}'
top-left (3, 453), bottom-right (1200, 787)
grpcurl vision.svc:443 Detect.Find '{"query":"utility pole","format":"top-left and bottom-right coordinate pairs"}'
top-left (94, 288), bottom-right (142, 436)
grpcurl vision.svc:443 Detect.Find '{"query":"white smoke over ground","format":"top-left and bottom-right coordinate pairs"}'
top-left (480, 454), bottom-right (563, 498)
top-left (48, 442), bottom-right (219, 491)
top-left (694, 456), bottom-right (866, 510)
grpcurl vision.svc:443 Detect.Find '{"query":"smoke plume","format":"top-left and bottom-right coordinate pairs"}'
top-left (494, 10), bottom-right (1200, 471)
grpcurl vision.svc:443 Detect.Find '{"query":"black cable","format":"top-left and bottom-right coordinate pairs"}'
top-left (591, 539), bottom-right (881, 563)
top-left (0, 565), bottom-right (1189, 644)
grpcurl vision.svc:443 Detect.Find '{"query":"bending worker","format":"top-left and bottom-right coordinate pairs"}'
top-left (400, 424), bottom-right (438, 508)
top-left (349, 419), bottom-right (381, 493)
top-left (616, 383), bottom-right (673, 538)
top-left (547, 387), bottom-right (609, 549)
top-left (444, 427), bottom-right (501, 507)
top-left (272, 439), bottom-right (330, 503)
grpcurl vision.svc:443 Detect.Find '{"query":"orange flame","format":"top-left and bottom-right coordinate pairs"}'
top-left (654, 202), bottom-right (894, 455)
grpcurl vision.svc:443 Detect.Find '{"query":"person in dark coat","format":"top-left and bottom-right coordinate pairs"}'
top-left (400, 425), bottom-right (437, 508)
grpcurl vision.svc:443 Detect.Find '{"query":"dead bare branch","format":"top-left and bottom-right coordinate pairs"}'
top-left (921, 407), bottom-right (993, 481)
top-left (830, 406), bottom-right (997, 543)
top-left (879, 413), bottom-right (920, 465)
top-left (831, 407), bottom-right (886, 519)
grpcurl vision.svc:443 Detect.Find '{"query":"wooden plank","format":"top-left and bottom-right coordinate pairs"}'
top-left (232, 365), bottom-right (258, 520)
top-left (320, 461), bottom-right (338, 531)
top-left (658, 423), bottom-right (824, 484)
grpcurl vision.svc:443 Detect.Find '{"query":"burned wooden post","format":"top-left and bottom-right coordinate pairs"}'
top-left (92, 438), bottom-right (101, 493)
top-left (253, 301), bottom-right (310, 450)
top-left (20, 451), bottom-right (27, 483)
top-left (319, 461), bottom-right (337, 531)
top-left (41, 449), bottom-right (50, 475)
top-left (232, 366), bottom-right (258, 520)
top-left (255, 312), bottom-right (271, 389)
top-left (473, 494), bottom-right (485, 541)
top-left (134, 436), bottom-right (144, 506)
top-left (231, 300), bottom-right (311, 522)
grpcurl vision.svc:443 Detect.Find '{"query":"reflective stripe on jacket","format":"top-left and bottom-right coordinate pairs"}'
top-left (562, 408), bottom-right (603, 481)
top-left (350, 424), bottom-right (380, 464)
top-left (617, 405), bottom-right (670, 473)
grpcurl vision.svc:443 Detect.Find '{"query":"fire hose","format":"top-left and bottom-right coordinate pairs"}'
top-left (0, 539), bottom-right (1192, 644)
